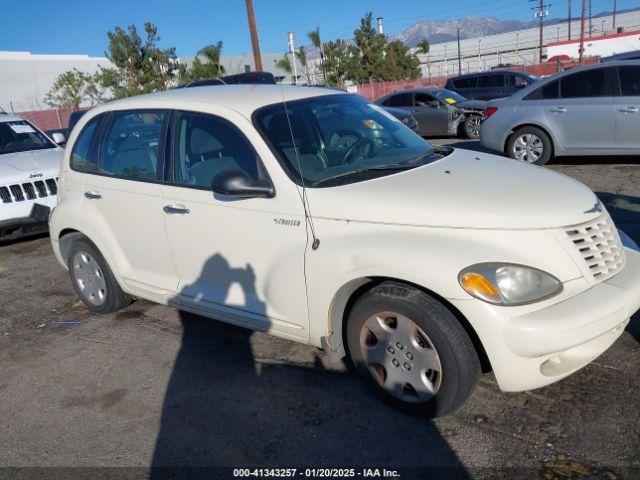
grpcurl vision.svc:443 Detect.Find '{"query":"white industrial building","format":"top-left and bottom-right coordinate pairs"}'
top-left (418, 9), bottom-right (640, 78)
top-left (0, 51), bottom-right (111, 113)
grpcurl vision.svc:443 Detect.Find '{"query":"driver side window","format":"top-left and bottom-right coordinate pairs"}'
top-left (414, 93), bottom-right (438, 108)
top-left (172, 111), bottom-right (262, 189)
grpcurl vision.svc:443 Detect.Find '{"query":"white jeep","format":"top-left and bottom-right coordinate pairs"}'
top-left (49, 86), bottom-right (640, 416)
top-left (0, 114), bottom-right (64, 241)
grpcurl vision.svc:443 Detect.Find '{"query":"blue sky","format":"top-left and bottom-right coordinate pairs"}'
top-left (0, 0), bottom-right (627, 57)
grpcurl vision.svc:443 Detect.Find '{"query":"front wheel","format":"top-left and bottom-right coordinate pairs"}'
top-left (346, 282), bottom-right (481, 417)
top-left (507, 126), bottom-right (553, 165)
top-left (462, 115), bottom-right (482, 139)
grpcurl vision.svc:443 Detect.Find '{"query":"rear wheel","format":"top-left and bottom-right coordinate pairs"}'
top-left (507, 126), bottom-right (552, 165)
top-left (346, 282), bottom-right (481, 417)
top-left (68, 238), bottom-right (133, 314)
top-left (462, 115), bottom-right (482, 139)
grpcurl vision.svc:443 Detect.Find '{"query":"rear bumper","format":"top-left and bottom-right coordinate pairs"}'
top-left (454, 248), bottom-right (640, 392)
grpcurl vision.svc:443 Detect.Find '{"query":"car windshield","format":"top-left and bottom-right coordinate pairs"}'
top-left (433, 89), bottom-right (468, 103)
top-left (255, 94), bottom-right (440, 187)
top-left (0, 120), bottom-right (54, 155)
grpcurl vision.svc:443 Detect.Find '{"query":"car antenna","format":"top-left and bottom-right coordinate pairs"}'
top-left (280, 87), bottom-right (320, 251)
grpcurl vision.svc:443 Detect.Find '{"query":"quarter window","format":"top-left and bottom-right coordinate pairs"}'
top-left (172, 111), bottom-right (262, 189)
top-left (525, 80), bottom-right (559, 100)
top-left (560, 69), bottom-right (608, 98)
top-left (619, 66), bottom-right (640, 96)
top-left (99, 111), bottom-right (164, 180)
top-left (70, 116), bottom-right (101, 172)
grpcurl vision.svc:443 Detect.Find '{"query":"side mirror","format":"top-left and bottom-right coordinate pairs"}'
top-left (51, 132), bottom-right (66, 145)
top-left (427, 100), bottom-right (440, 109)
top-left (211, 170), bottom-right (275, 198)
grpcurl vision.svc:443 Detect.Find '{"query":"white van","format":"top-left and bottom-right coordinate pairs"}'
top-left (0, 114), bottom-right (64, 240)
top-left (49, 86), bottom-right (640, 416)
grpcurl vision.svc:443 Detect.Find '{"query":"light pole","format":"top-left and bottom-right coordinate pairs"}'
top-left (477, 38), bottom-right (482, 72)
top-left (287, 31), bottom-right (298, 84)
top-left (515, 32), bottom-right (520, 62)
top-left (444, 45), bottom-right (448, 76)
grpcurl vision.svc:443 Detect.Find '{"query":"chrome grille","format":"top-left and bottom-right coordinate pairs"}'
top-left (0, 178), bottom-right (58, 204)
top-left (566, 213), bottom-right (625, 281)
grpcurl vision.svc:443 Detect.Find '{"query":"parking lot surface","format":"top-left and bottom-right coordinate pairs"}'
top-left (1, 140), bottom-right (639, 479)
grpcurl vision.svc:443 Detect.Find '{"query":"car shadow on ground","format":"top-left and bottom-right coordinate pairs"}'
top-left (148, 254), bottom-right (470, 479)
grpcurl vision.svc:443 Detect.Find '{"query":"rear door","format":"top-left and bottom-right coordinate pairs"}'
top-left (412, 92), bottom-right (450, 136)
top-left (540, 67), bottom-right (615, 152)
top-left (78, 109), bottom-right (179, 299)
top-left (613, 65), bottom-right (640, 152)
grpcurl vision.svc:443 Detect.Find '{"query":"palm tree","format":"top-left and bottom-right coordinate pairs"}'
top-left (297, 46), bottom-right (312, 84)
top-left (275, 55), bottom-right (293, 83)
top-left (416, 39), bottom-right (431, 83)
top-left (198, 41), bottom-right (225, 76)
top-left (307, 27), bottom-right (325, 82)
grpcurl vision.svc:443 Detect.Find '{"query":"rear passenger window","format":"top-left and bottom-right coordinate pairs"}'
top-left (478, 75), bottom-right (504, 88)
top-left (383, 93), bottom-right (412, 107)
top-left (619, 66), bottom-right (640, 96)
top-left (525, 80), bottom-right (559, 100)
top-left (99, 111), bottom-right (164, 180)
top-left (453, 77), bottom-right (476, 88)
top-left (172, 111), bottom-right (262, 189)
top-left (70, 116), bottom-right (101, 172)
top-left (560, 69), bottom-right (608, 98)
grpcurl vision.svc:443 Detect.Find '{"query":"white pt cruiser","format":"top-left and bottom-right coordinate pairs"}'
top-left (49, 85), bottom-right (640, 416)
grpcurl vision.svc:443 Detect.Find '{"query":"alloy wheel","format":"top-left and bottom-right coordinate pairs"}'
top-left (513, 133), bottom-right (544, 163)
top-left (467, 116), bottom-right (482, 137)
top-left (359, 311), bottom-right (442, 403)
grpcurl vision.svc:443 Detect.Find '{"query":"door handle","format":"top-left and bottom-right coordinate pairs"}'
top-left (620, 106), bottom-right (639, 113)
top-left (550, 107), bottom-right (567, 113)
top-left (84, 191), bottom-right (101, 199)
top-left (163, 205), bottom-right (190, 215)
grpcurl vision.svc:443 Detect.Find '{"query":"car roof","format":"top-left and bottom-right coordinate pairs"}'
top-left (447, 70), bottom-right (532, 81)
top-left (88, 85), bottom-right (343, 119)
top-left (0, 113), bottom-right (25, 123)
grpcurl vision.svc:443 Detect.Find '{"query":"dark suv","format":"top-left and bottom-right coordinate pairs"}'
top-left (445, 71), bottom-right (538, 100)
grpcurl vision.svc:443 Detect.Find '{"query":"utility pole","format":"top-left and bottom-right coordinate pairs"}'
top-left (613, 0), bottom-right (617, 30)
top-left (568, 0), bottom-right (572, 40)
top-left (579, 0), bottom-right (587, 64)
top-left (245, 0), bottom-right (263, 71)
top-left (531, 0), bottom-right (550, 64)
top-left (588, 0), bottom-right (592, 37)
top-left (456, 28), bottom-right (462, 75)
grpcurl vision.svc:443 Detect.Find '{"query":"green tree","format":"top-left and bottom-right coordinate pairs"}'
top-left (307, 27), bottom-right (325, 82)
top-left (275, 55), bottom-right (293, 83)
top-left (416, 39), bottom-right (430, 56)
top-left (353, 12), bottom-right (387, 84)
top-left (44, 69), bottom-right (104, 109)
top-left (384, 40), bottom-right (421, 80)
top-left (323, 40), bottom-right (362, 87)
top-left (297, 46), bottom-right (313, 84)
top-left (97, 22), bottom-right (181, 99)
top-left (182, 42), bottom-right (225, 84)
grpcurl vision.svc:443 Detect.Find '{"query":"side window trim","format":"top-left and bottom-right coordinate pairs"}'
top-left (69, 113), bottom-right (106, 173)
top-left (166, 109), bottom-right (274, 193)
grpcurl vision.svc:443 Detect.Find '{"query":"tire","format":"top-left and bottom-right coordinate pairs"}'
top-left (462, 115), bottom-right (482, 139)
top-left (67, 237), bottom-right (133, 314)
top-left (507, 126), bottom-right (553, 165)
top-left (346, 282), bottom-right (480, 417)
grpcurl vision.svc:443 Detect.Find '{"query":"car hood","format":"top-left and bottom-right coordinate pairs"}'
top-left (307, 149), bottom-right (601, 230)
top-left (455, 99), bottom-right (487, 111)
top-left (0, 148), bottom-right (63, 179)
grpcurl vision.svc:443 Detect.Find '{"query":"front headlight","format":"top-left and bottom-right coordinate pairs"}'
top-left (458, 263), bottom-right (562, 306)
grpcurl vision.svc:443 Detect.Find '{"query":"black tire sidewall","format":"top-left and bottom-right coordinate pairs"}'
top-left (67, 238), bottom-right (129, 314)
top-left (346, 283), bottom-right (480, 417)
top-left (508, 126), bottom-right (552, 165)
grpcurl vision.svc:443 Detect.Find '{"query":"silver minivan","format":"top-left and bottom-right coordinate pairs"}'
top-left (480, 61), bottom-right (640, 164)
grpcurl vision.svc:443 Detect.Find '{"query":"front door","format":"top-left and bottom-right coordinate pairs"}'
top-left (613, 65), bottom-right (640, 152)
top-left (161, 109), bottom-right (308, 339)
top-left (412, 93), bottom-right (450, 136)
top-left (78, 110), bottom-right (179, 299)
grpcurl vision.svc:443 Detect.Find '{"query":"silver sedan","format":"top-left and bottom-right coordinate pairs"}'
top-left (480, 61), bottom-right (640, 165)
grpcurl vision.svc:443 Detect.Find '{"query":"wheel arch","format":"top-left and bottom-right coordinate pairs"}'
top-left (326, 276), bottom-right (492, 373)
top-left (504, 123), bottom-right (557, 157)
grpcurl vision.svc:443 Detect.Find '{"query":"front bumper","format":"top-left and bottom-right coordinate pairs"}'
top-left (453, 248), bottom-right (640, 392)
top-left (0, 216), bottom-right (49, 241)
